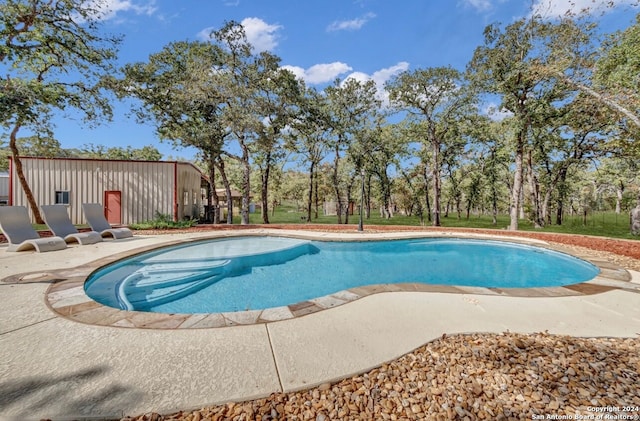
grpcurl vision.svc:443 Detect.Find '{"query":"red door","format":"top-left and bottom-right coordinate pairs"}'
top-left (104, 191), bottom-right (122, 225)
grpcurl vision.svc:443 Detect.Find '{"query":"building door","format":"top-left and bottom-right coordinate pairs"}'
top-left (104, 190), bottom-right (122, 225)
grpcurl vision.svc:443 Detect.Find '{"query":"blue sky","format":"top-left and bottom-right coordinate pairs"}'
top-left (15, 0), bottom-right (640, 160)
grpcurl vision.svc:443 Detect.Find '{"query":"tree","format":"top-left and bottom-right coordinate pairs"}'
top-left (530, 93), bottom-right (613, 226)
top-left (366, 122), bottom-right (407, 219)
top-left (473, 119), bottom-right (513, 226)
top-left (209, 21), bottom-right (297, 225)
top-left (387, 66), bottom-right (475, 226)
top-left (325, 78), bottom-right (381, 224)
top-left (595, 157), bottom-right (639, 214)
top-left (0, 134), bottom-right (71, 170)
top-left (521, 4), bottom-right (640, 132)
top-left (592, 13), bottom-right (640, 150)
top-left (112, 40), bottom-right (231, 222)
top-left (288, 86), bottom-right (331, 222)
top-left (596, 14), bottom-right (639, 107)
top-left (252, 58), bottom-right (301, 224)
top-left (81, 144), bottom-right (162, 160)
top-left (1, 0), bottom-right (120, 223)
top-left (468, 18), bottom-right (562, 230)
top-left (548, 12), bottom-right (640, 130)
top-left (395, 163), bottom-right (427, 222)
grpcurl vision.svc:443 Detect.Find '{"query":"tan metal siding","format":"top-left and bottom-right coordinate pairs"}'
top-left (0, 173), bottom-right (9, 201)
top-left (176, 162), bottom-right (203, 220)
top-left (11, 158), bottom-right (202, 225)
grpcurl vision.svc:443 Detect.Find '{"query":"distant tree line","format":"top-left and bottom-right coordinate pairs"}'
top-left (0, 140), bottom-right (162, 172)
top-left (2, 0), bottom-right (639, 227)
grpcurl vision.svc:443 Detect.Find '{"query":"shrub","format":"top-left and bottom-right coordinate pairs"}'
top-left (129, 212), bottom-right (198, 230)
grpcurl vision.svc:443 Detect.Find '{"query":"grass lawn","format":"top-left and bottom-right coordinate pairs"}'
top-left (14, 204), bottom-right (633, 241)
top-left (234, 203), bottom-right (639, 241)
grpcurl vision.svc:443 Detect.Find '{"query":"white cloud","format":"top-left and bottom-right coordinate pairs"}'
top-left (370, 62), bottom-right (410, 87)
top-left (197, 17), bottom-right (282, 53)
top-left (85, 0), bottom-right (157, 21)
top-left (327, 12), bottom-right (376, 32)
top-left (531, 0), bottom-right (638, 18)
top-left (344, 71), bottom-right (370, 84)
top-left (197, 26), bottom-right (216, 41)
top-left (280, 65), bottom-right (306, 81)
top-left (281, 62), bottom-right (353, 84)
top-left (483, 103), bottom-right (513, 121)
top-left (461, 0), bottom-right (493, 12)
top-left (459, 0), bottom-right (512, 13)
top-left (345, 61), bottom-right (410, 105)
top-left (240, 17), bottom-right (282, 52)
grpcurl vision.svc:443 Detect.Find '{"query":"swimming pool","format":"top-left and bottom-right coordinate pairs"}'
top-left (84, 236), bottom-right (600, 314)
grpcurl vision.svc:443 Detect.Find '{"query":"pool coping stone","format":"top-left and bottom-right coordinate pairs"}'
top-left (6, 229), bottom-right (635, 330)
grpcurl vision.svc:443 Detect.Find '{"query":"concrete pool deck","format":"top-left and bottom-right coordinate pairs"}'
top-left (0, 229), bottom-right (639, 420)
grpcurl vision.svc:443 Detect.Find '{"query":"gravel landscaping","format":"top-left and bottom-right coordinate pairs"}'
top-left (121, 332), bottom-right (640, 420)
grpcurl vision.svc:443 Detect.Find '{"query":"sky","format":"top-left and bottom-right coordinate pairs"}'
top-left (9, 0), bottom-right (640, 161)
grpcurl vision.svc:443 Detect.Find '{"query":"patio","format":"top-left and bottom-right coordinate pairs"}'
top-left (0, 229), bottom-right (639, 420)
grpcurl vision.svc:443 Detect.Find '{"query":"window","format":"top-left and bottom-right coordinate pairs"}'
top-left (54, 191), bottom-right (70, 205)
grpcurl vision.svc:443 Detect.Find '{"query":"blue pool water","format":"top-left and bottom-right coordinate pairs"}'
top-left (84, 236), bottom-right (600, 314)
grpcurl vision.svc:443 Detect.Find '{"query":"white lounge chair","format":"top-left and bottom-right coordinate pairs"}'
top-left (82, 203), bottom-right (133, 239)
top-left (0, 206), bottom-right (67, 252)
top-left (41, 205), bottom-right (103, 245)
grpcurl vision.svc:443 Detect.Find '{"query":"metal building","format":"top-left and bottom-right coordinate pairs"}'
top-left (0, 172), bottom-right (8, 205)
top-left (8, 157), bottom-right (205, 225)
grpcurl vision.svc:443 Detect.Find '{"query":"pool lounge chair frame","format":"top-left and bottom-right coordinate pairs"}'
top-left (82, 203), bottom-right (133, 239)
top-left (0, 206), bottom-right (67, 252)
top-left (41, 205), bottom-right (103, 245)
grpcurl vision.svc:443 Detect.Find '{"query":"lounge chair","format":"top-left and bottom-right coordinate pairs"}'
top-left (41, 205), bottom-right (103, 245)
top-left (82, 203), bottom-right (133, 239)
top-left (0, 206), bottom-right (67, 252)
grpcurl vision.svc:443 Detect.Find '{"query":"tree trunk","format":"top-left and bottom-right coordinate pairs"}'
top-left (260, 152), bottom-right (271, 224)
top-left (556, 201), bottom-right (564, 225)
top-left (366, 173), bottom-right (372, 219)
top-left (306, 162), bottom-right (315, 222)
top-left (332, 145), bottom-right (343, 224)
top-left (344, 181), bottom-right (353, 224)
top-left (558, 73), bottom-right (640, 129)
top-left (314, 170), bottom-right (319, 220)
top-left (9, 122), bottom-right (44, 224)
top-left (208, 156), bottom-right (220, 224)
top-left (422, 164), bottom-right (432, 222)
top-left (240, 143), bottom-right (251, 225)
top-left (509, 130), bottom-right (525, 231)
top-left (380, 170), bottom-right (392, 219)
top-left (541, 190), bottom-right (552, 227)
top-left (215, 158), bottom-right (233, 224)
top-left (555, 168), bottom-right (568, 225)
top-left (400, 168), bottom-right (423, 225)
top-left (432, 140), bottom-right (441, 227)
top-left (615, 181), bottom-right (624, 214)
top-left (526, 150), bottom-right (542, 228)
top-left (491, 183), bottom-right (498, 226)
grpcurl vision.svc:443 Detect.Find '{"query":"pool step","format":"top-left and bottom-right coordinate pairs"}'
top-left (116, 260), bottom-right (231, 310)
top-left (115, 242), bottom-right (320, 311)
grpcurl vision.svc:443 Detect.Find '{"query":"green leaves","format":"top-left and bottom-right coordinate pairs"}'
top-left (1, 0), bottom-right (120, 133)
